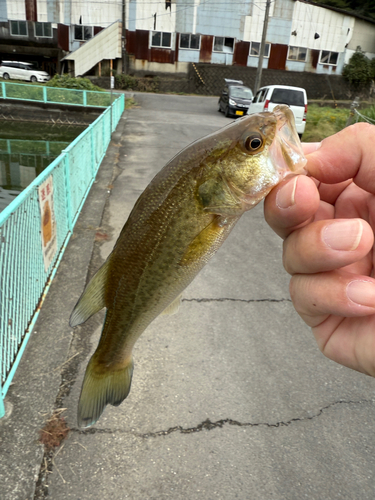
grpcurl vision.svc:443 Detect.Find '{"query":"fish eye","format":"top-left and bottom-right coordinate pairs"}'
top-left (244, 134), bottom-right (263, 152)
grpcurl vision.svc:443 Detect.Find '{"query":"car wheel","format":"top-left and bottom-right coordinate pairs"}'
top-left (3, 73), bottom-right (9, 80)
top-left (225, 106), bottom-right (231, 118)
top-left (30, 76), bottom-right (37, 82)
top-left (218, 103), bottom-right (221, 112)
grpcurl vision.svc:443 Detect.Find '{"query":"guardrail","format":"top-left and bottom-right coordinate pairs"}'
top-left (0, 81), bottom-right (122, 107)
top-left (0, 138), bottom-right (70, 156)
top-left (0, 92), bottom-right (125, 417)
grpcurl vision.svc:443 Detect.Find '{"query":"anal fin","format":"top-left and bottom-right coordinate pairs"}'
top-left (70, 260), bottom-right (110, 327)
top-left (162, 294), bottom-right (182, 316)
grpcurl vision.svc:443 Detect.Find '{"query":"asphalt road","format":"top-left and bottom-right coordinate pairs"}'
top-left (2, 92), bottom-right (375, 500)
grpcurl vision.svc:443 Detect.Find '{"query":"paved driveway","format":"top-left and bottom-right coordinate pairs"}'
top-left (2, 93), bottom-right (375, 500)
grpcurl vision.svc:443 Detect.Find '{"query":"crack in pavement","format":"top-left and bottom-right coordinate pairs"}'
top-left (182, 297), bottom-right (292, 304)
top-left (70, 399), bottom-right (373, 439)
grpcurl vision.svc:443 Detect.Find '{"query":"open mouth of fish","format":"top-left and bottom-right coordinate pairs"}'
top-left (270, 104), bottom-right (307, 175)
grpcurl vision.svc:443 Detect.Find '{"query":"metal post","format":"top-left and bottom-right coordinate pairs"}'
top-left (122, 0), bottom-right (127, 74)
top-left (43, 86), bottom-right (47, 103)
top-left (346, 96), bottom-right (360, 127)
top-left (1, 82), bottom-right (6, 99)
top-left (110, 60), bottom-right (113, 132)
top-left (253, 0), bottom-right (271, 95)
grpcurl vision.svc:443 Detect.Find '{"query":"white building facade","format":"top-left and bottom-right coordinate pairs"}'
top-left (0, 0), bottom-right (374, 77)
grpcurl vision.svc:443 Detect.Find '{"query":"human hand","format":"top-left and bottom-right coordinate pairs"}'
top-left (264, 122), bottom-right (375, 376)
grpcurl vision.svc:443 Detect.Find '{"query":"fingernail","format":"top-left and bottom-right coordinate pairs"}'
top-left (276, 176), bottom-right (298, 209)
top-left (322, 220), bottom-right (362, 251)
top-left (347, 281), bottom-right (375, 308)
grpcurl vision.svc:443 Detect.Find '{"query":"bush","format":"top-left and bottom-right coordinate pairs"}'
top-left (115, 74), bottom-right (159, 92)
top-left (342, 48), bottom-right (372, 88)
top-left (46, 74), bottom-right (105, 91)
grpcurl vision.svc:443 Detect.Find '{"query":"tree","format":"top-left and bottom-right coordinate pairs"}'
top-left (342, 48), bottom-right (372, 88)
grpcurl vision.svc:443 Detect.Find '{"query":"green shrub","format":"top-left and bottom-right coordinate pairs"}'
top-left (115, 74), bottom-right (159, 92)
top-left (46, 74), bottom-right (105, 91)
top-left (342, 48), bottom-right (372, 88)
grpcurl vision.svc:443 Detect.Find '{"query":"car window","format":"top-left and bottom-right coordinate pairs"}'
top-left (270, 88), bottom-right (305, 106)
top-left (256, 89), bottom-right (267, 103)
top-left (230, 86), bottom-right (252, 99)
top-left (252, 90), bottom-right (262, 103)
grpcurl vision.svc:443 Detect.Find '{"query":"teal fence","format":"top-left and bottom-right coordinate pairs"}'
top-left (0, 92), bottom-right (125, 417)
top-left (0, 81), bottom-right (122, 107)
top-left (0, 139), bottom-right (70, 156)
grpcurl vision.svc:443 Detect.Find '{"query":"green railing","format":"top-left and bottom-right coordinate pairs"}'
top-left (0, 138), bottom-right (70, 156)
top-left (0, 81), bottom-right (122, 107)
top-left (0, 92), bottom-right (125, 418)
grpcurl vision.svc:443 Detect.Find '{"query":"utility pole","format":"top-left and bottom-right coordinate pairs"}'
top-left (122, 0), bottom-right (127, 74)
top-left (253, 0), bottom-right (271, 95)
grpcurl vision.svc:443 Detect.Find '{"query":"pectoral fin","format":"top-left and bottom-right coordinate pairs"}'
top-left (198, 177), bottom-right (243, 216)
top-left (70, 261), bottom-right (110, 327)
top-left (180, 216), bottom-right (238, 267)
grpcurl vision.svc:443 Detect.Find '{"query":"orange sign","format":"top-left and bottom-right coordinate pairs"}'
top-left (38, 176), bottom-right (57, 272)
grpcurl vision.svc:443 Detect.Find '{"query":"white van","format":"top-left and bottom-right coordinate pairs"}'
top-left (247, 85), bottom-right (307, 137)
top-left (0, 61), bottom-right (50, 83)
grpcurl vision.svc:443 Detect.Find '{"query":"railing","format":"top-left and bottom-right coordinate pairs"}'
top-left (0, 92), bottom-right (125, 417)
top-left (0, 81), bottom-right (122, 108)
top-left (0, 138), bottom-right (70, 156)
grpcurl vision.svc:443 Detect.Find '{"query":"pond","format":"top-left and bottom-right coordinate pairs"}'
top-left (0, 121), bottom-right (86, 212)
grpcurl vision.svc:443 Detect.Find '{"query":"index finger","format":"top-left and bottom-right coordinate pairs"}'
top-left (306, 122), bottom-right (375, 192)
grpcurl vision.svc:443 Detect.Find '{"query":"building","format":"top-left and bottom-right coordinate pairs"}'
top-left (0, 0), bottom-right (374, 78)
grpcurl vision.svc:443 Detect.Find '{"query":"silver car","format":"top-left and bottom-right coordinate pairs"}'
top-left (0, 61), bottom-right (50, 83)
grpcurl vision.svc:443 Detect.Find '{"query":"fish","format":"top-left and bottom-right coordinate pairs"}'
top-left (70, 104), bottom-right (307, 428)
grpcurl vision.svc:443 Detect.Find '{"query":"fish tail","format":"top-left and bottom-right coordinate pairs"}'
top-left (77, 354), bottom-right (134, 428)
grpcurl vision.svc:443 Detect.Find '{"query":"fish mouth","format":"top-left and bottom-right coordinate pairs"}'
top-left (270, 104), bottom-right (307, 175)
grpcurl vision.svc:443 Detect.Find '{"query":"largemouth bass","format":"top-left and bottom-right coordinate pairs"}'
top-left (70, 105), bottom-right (306, 428)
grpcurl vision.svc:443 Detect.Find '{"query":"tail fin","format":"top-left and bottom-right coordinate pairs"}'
top-left (77, 355), bottom-right (134, 428)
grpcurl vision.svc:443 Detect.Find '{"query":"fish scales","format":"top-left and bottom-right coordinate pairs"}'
top-left (70, 105), bottom-right (307, 427)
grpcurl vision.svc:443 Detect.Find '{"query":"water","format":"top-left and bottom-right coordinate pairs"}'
top-left (0, 121), bottom-right (86, 212)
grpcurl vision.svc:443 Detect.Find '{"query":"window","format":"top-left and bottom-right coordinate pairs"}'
top-left (253, 88), bottom-right (268, 103)
top-left (74, 25), bottom-right (93, 41)
top-left (151, 31), bottom-right (172, 48)
top-left (180, 33), bottom-right (200, 50)
top-left (250, 41), bottom-right (270, 58)
top-left (271, 88), bottom-right (305, 106)
top-left (35, 22), bottom-right (52, 38)
top-left (287, 46), bottom-right (307, 62)
top-left (213, 37), bottom-right (234, 53)
top-left (230, 86), bottom-right (253, 100)
top-left (10, 20), bottom-right (27, 36)
top-left (320, 50), bottom-right (339, 66)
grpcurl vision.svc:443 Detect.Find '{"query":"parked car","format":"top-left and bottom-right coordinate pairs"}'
top-left (218, 79), bottom-right (253, 118)
top-left (0, 61), bottom-right (50, 83)
top-left (247, 85), bottom-right (307, 137)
